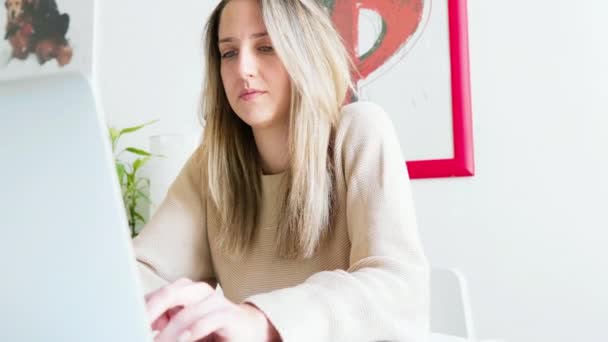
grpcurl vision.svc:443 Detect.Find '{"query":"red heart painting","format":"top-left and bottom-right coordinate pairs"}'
top-left (324, 0), bottom-right (425, 82)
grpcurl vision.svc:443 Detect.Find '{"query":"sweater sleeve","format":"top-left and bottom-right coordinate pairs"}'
top-left (245, 102), bottom-right (430, 342)
top-left (132, 146), bottom-right (215, 294)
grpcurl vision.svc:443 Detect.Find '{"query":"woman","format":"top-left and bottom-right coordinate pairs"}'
top-left (135, 0), bottom-right (429, 341)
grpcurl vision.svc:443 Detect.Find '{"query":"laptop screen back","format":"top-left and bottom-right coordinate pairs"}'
top-left (0, 73), bottom-right (152, 342)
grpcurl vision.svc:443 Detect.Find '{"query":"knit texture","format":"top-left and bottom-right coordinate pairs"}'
top-left (133, 101), bottom-right (429, 342)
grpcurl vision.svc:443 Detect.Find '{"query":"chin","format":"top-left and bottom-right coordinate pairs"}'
top-left (236, 109), bottom-right (275, 129)
top-left (243, 117), bottom-right (277, 130)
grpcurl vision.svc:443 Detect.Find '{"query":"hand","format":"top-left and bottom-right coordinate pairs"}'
top-left (145, 278), bottom-right (280, 342)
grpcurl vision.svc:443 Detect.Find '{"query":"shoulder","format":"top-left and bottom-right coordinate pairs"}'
top-left (190, 143), bottom-right (208, 166)
top-left (337, 101), bottom-right (395, 138)
top-left (331, 100), bottom-right (413, 199)
top-left (179, 143), bottom-right (206, 173)
top-left (333, 101), bottom-right (406, 178)
top-left (335, 101), bottom-right (399, 147)
top-left (174, 143), bottom-right (208, 188)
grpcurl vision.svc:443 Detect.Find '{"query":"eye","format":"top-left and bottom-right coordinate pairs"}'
top-left (259, 46), bottom-right (274, 53)
top-left (221, 50), bottom-right (237, 59)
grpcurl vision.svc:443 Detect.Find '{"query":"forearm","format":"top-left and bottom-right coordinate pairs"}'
top-left (245, 257), bottom-right (429, 342)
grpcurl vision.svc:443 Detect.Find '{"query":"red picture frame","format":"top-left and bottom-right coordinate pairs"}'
top-left (405, 0), bottom-right (474, 179)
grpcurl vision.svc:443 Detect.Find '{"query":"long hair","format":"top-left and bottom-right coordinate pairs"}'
top-left (200, 0), bottom-right (356, 259)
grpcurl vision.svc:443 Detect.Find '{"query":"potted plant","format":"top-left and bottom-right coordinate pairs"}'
top-left (108, 120), bottom-right (161, 238)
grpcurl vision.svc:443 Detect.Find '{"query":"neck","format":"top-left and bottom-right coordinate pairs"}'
top-left (252, 121), bottom-right (289, 175)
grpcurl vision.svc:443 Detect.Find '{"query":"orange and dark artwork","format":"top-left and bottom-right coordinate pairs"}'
top-left (321, 0), bottom-right (425, 83)
top-left (3, 0), bottom-right (72, 66)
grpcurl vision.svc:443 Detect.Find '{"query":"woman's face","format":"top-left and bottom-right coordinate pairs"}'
top-left (218, 0), bottom-right (291, 131)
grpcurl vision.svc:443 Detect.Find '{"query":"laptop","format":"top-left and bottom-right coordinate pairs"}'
top-left (0, 72), bottom-right (153, 341)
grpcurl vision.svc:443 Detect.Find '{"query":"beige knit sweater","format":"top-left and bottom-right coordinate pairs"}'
top-left (133, 101), bottom-right (429, 342)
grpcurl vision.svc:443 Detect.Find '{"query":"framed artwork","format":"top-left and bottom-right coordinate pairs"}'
top-left (325, 0), bottom-right (474, 179)
top-left (0, 0), bottom-right (94, 81)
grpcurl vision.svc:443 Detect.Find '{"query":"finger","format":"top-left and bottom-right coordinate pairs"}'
top-left (184, 310), bottom-right (232, 342)
top-left (155, 293), bottom-right (226, 342)
top-left (147, 282), bottom-right (214, 325)
top-left (145, 279), bottom-right (193, 325)
top-left (146, 281), bottom-right (215, 326)
top-left (145, 278), bottom-right (192, 302)
top-left (151, 306), bottom-right (183, 331)
top-left (151, 312), bottom-right (169, 331)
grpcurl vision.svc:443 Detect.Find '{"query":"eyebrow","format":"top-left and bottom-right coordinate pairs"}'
top-left (218, 32), bottom-right (269, 44)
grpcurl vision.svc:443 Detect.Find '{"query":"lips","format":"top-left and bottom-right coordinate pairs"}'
top-left (239, 89), bottom-right (267, 101)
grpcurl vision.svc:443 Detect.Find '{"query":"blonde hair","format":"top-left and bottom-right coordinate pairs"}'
top-left (200, 0), bottom-right (356, 259)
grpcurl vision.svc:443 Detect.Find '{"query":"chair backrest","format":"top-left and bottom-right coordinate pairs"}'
top-left (430, 267), bottom-right (477, 339)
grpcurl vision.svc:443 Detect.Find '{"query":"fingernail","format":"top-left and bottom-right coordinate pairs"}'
top-left (177, 331), bottom-right (192, 342)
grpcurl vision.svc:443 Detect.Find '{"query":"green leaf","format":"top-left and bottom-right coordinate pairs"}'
top-left (137, 189), bottom-right (152, 204)
top-left (108, 127), bottom-right (120, 152)
top-left (127, 172), bottom-right (135, 185)
top-left (123, 163), bottom-right (133, 174)
top-left (136, 177), bottom-right (151, 187)
top-left (109, 126), bottom-right (119, 140)
top-left (133, 157), bottom-right (150, 173)
top-left (119, 120), bottom-right (159, 136)
top-left (115, 163), bottom-right (127, 184)
top-left (126, 147), bottom-right (153, 157)
top-left (133, 211), bottom-right (146, 224)
top-left (111, 120), bottom-right (158, 157)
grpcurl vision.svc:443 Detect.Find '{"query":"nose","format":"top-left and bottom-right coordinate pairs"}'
top-left (237, 48), bottom-right (257, 79)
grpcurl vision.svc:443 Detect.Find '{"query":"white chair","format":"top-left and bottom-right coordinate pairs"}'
top-left (430, 268), bottom-right (506, 342)
top-left (430, 268), bottom-right (477, 339)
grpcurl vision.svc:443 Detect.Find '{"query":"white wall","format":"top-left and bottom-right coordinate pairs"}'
top-left (95, 1), bottom-right (214, 139)
top-left (414, 1), bottom-right (608, 341)
top-left (95, 1), bottom-right (608, 341)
